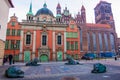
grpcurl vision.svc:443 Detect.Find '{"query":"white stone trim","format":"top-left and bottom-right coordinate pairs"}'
top-left (32, 31), bottom-right (36, 52)
top-left (53, 32), bottom-right (55, 52)
top-left (20, 30), bottom-right (23, 52)
top-left (64, 32), bottom-right (66, 52)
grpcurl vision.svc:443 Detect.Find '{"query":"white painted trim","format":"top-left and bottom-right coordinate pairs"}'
top-left (64, 32), bottom-right (66, 52)
top-left (53, 32), bottom-right (55, 52)
top-left (33, 31), bottom-right (36, 52)
top-left (20, 30), bottom-right (23, 52)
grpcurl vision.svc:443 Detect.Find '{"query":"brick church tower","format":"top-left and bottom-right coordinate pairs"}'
top-left (94, 1), bottom-right (115, 30)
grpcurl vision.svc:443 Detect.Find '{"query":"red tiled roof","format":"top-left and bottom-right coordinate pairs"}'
top-left (86, 23), bottom-right (111, 28)
top-left (8, 0), bottom-right (14, 7)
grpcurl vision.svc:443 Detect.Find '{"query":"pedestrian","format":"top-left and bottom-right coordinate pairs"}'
top-left (115, 56), bottom-right (117, 61)
top-left (8, 54), bottom-right (13, 65)
top-left (3, 56), bottom-right (7, 65)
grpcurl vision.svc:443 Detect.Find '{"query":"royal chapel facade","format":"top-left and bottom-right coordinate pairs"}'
top-left (5, 1), bottom-right (117, 62)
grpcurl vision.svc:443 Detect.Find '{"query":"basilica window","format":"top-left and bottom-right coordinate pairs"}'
top-left (99, 33), bottom-right (103, 51)
top-left (26, 34), bottom-right (31, 45)
top-left (93, 33), bottom-right (97, 51)
top-left (104, 33), bottom-right (108, 51)
top-left (110, 33), bottom-right (115, 51)
top-left (87, 33), bottom-right (90, 51)
top-left (42, 35), bottom-right (47, 46)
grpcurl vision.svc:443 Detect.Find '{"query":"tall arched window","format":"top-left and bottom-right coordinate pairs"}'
top-left (42, 35), bottom-right (47, 46)
top-left (87, 33), bottom-right (90, 51)
top-left (26, 34), bottom-right (31, 45)
top-left (110, 33), bottom-right (115, 51)
top-left (93, 33), bottom-right (97, 51)
top-left (99, 33), bottom-right (103, 51)
top-left (104, 33), bottom-right (108, 51)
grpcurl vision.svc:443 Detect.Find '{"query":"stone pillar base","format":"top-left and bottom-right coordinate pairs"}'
top-left (64, 52), bottom-right (67, 60)
top-left (32, 53), bottom-right (35, 60)
top-left (19, 53), bottom-right (23, 61)
top-left (52, 52), bottom-right (56, 61)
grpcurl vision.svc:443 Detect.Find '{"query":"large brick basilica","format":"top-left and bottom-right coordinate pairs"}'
top-left (5, 1), bottom-right (117, 62)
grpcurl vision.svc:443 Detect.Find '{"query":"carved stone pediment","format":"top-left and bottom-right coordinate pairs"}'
top-left (38, 46), bottom-right (50, 54)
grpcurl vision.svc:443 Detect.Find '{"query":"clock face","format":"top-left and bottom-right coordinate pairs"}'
top-left (64, 11), bottom-right (69, 16)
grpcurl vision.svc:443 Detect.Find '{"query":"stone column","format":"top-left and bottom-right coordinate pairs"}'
top-left (52, 52), bottom-right (56, 61)
top-left (53, 31), bottom-right (55, 52)
top-left (64, 32), bottom-right (66, 52)
top-left (19, 30), bottom-right (24, 61)
top-left (19, 52), bottom-right (23, 61)
top-left (64, 52), bottom-right (67, 60)
top-left (32, 30), bottom-right (36, 60)
top-left (64, 32), bottom-right (67, 60)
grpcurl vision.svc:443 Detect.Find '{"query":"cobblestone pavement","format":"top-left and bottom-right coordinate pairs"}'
top-left (0, 58), bottom-right (120, 80)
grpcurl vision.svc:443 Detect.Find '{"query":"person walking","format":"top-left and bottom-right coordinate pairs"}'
top-left (8, 54), bottom-right (13, 65)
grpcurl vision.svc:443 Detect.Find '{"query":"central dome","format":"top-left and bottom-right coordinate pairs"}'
top-left (35, 3), bottom-right (53, 16)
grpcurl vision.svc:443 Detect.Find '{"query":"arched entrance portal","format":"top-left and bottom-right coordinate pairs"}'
top-left (57, 51), bottom-right (63, 61)
top-left (40, 54), bottom-right (48, 62)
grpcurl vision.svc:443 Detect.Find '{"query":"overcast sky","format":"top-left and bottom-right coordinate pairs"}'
top-left (9, 0), bottom-right (120, 37)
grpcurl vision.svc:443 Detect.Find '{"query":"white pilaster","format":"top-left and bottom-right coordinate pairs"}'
top-left (64, 32), bottom-right (66, 52)
top-left (20, 30), bottom-right (24, 52)
top-left (53, 31), bottom-right (55, 52)
top-left (33, 30), bottom-right (36, 52)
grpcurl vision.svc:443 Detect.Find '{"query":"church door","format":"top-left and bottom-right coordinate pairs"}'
top-left (57, 51), bottom-right (63, 61)
top-left (24, 51), bottom-right (31, 62)
top-left (40, 54), bottom-right (48, 62)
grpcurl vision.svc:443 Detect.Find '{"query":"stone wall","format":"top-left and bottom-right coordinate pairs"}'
top-left (0, 40), bottom-right (5, 65)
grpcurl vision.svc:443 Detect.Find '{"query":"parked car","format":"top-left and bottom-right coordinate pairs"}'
top-left (81, 53), bottom-right (96, 60)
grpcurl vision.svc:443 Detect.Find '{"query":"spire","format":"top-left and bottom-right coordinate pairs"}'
top-left (57, 3), bottom-right (61, 8)
top-left (27, 1), bottom-right (33, 15)
top-left (43, 3), bottom-right (47, 8)
top-left (81, 5), bottom-right (85, 11)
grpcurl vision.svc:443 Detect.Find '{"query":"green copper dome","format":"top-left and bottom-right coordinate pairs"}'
top-left (35, 3), bottom-right (53, 16)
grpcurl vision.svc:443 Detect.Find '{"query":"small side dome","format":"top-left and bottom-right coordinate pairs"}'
top-left (35, 3), bottom-right (54, 16)
top-left (56, 14), bottom-right (62, 18)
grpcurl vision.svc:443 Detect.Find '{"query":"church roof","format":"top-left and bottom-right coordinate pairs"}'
top-left (35, 3), bottom-right (53, 16)
top-left (86, 23), bottom-right (111, 28)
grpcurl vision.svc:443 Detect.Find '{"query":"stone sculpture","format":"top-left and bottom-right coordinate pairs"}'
top-left (65, 56), bottom-right (79, 65)
top-left (26, 58), bottom-right (39, 66)
top-left (91, 63), bottom-right (106, 73)
top-left (5, 66), bottom-right (24, 78)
